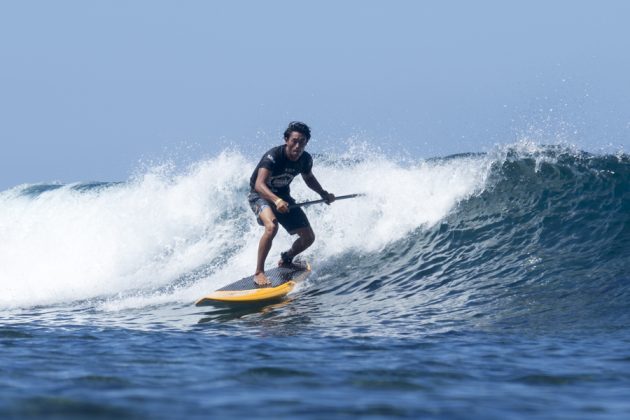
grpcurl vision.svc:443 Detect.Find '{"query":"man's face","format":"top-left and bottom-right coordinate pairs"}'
top-left (285, 131), bottom-right (308, 161)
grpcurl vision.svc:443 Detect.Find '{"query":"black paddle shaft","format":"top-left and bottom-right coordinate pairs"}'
top-left (289, 193), bottom-right (364, 209)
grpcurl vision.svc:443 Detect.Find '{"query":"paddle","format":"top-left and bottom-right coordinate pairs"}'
top-left (289, 193), bottom-right (365, 209)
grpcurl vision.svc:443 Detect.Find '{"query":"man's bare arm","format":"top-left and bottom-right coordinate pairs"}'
top-left (302, 172), bottom-right (335, 203)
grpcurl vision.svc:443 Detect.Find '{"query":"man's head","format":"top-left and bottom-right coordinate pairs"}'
top-left (283, 121), bottom-right (311, 161)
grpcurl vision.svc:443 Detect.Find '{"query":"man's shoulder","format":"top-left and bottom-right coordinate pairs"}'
top-left (266, 145), bottom-right (285, 159)
top-left (300, 150), bottom-right (313, 164)
top-left (260, 145), bottom-right (284, 165)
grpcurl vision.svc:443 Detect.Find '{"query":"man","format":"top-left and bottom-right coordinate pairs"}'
top-left (248, 121), bottom-right (335, 286)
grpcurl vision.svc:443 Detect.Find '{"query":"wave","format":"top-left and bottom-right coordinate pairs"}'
top-left (1, 143), bottom-right (628, 332)
top-left (305, 144), bottom-right (629, 333)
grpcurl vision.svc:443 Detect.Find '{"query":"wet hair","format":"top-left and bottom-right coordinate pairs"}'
top-left (284, 121), bottom-right (311, 141)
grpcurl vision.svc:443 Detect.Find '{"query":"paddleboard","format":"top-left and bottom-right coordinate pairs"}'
top-left (195, 262), bottom-right (311, 305)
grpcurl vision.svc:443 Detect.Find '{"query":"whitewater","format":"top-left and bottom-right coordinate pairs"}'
top-left (0, 145), bottom-right (492, 310)
top-left (1, 142), bottom-right (629, 419)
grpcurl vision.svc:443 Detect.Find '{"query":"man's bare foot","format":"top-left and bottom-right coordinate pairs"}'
top-left (254, 272), bottom-right (271, 287)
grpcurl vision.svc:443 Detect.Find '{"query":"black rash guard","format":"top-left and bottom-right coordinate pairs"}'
top-left (249, 145), bottom-right (313, 197)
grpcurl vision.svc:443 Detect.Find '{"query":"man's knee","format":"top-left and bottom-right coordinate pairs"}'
top-left (301, 228), bottom-right (315, 245)
top-left (263, 218), bottom-right (279, 236)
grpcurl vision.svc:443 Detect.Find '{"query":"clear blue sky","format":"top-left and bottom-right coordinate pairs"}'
top-left (1, 1), bottom-right (629, 189)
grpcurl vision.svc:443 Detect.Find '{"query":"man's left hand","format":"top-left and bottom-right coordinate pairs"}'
top-left (321, 191), bottom-right (336, 205)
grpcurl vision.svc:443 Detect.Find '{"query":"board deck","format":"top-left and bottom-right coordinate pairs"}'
top-left (195, 262), bottom-right (311, 305)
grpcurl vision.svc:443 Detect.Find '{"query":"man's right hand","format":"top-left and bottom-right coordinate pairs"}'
top-left (274, 198), bottom-right (289, 213)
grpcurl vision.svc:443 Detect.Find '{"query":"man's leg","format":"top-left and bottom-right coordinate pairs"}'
top-left (255, 207), bottom-right (278, 286)
top-left (280, 226), bottom-right (315, 265)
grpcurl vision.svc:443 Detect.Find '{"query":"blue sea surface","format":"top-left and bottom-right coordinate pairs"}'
top-left (1, 145), bottom-right (629, 419)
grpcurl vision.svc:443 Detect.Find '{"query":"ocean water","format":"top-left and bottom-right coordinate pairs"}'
top-left (1, 143), bottom-right (629, 419)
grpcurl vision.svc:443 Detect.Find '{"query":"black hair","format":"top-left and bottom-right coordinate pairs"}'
top-left (283, 121), bottom-right (311, 141)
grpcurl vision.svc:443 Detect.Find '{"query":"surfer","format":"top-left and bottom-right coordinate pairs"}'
top-left (248, 121), bottom-right (335, 286)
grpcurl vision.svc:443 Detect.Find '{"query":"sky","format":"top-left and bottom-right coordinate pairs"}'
top-left (1, 0), bottom-right (629, 189)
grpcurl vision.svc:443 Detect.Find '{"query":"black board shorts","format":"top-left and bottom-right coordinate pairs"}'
top-left (248, 191), bottom-right (310, 234)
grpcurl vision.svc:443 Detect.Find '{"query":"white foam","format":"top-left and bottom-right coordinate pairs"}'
top-left (0, 147), bottom-right (493, 309)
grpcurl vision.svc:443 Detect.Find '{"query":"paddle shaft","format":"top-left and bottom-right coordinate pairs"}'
top-left (289, 193), bottom-right (364, 209)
